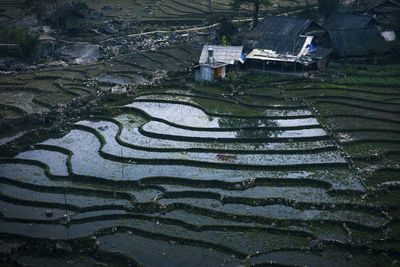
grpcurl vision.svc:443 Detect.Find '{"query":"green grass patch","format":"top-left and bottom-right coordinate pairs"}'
top-left (343, 142), bottom-right (400, 158)
top-left (314, 103), bottom-right (400, 121)
top-left (35, 92), bottom-right (76, 106)
top-left (337, 76), bottom-right (400, 87)
top-left (24, 80), bottom-right (60, 92)
top-left (329, 63), bottom-right (400, 77)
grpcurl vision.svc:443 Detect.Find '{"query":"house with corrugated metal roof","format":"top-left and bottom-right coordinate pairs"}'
top-left (322, 12), bottom-right (375, 30)
top-left (246, 15), bottom-right (328, 46)
top-left (366, 0), bottom-right (400, 37)
top-left (245, 15), bottom-right (331, 73)
top-left (357, 0), bottom-right (400, 13)
top-left (248, 15), bottom-right (319, 36)
top-left (246, 34), bottom-right (331, 73)
top-left (195, 45), bottom-right (244, 82)
top-left (321, 12), bottom-right (387, 57)
top-left (354, 0), bottom-right (400, 42)
top-left (327, 28), bottom-right (385, 57)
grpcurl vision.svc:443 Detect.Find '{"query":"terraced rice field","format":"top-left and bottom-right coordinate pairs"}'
top-left (0, 45), bottom-right (199, 124)
top-left (1, 64), bottom-right (400, 266)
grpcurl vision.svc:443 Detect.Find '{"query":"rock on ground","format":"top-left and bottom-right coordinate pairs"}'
top-left (58, 43), bottom-right (100, 64)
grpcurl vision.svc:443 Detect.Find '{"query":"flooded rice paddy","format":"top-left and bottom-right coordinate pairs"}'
top-left (1, 77), bottom-right (400, 266)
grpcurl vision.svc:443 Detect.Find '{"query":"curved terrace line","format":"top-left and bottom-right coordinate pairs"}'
top-left (137, 124), bottom-right (329, 143)
top-left (74, 122), bottom-right (346, 168)
top-left (82, 116), bottom-right (337, 154)
top-left (0, 103), bottom-right (27, 116)
top-left (124, 106), bottom-right (321, 132)
top-left (1, 198), bottom-right (385, 232)
top-left (132, 97), bottom-right (314, 119)
top-left (322, 114), bottom-right (400, 124)
top-left (0, 176), bottom-right (134, 202)
top-left (340, 139), bottom-right (400, 145)
top-left (313, 100), bottom-right (400, 115)
top-left (0, 157), bottom-right (359, 196)
top-left (249, 93), bottom-right (398, 106)
top-left (2, 212), bottom-right (317, 240)
top-left (159, 191), bottom-right (381, 214)
top-left (136, 91), bottom-right (308, 110)
top-left (284, 86), bottom-right (400, 97)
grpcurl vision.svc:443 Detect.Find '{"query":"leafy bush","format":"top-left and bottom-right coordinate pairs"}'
top-left (13, 28), bottom-right (40, 61)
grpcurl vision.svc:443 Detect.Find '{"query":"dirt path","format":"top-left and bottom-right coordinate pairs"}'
top-left (100, 6), bottom-right (311, 44)
top-left (100, 18), bottom-right (257, 44)
top-left (1, 6), bottom-right (309, 47)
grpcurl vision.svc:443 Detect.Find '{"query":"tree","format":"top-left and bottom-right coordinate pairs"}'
top-left (318, 0), bottom-right (338, 18)
top-left (21, 0), bottom-right (63, 24)
top-left (303, 0), bottom-right (312, 17)
top-left (13, 28), bottom-right (40, 61)
top-left (216, 15), bottom-right (237, 43)
top-left (71, 1), bottom-right (93, 37)
top-left (232, 0), bottom-right (270, 28)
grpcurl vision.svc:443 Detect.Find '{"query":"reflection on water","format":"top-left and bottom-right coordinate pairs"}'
top-left (218, 117), bottom-right (280, 138)
top-left (116, 113), bottom-right (333, 151)
top-left (142, 121), bottom-right (326, 139)
top-left (127, 101), bottom-right (320, 129)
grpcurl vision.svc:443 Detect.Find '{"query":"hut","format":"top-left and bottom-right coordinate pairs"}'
top-left (246, 15), bottom-right (328, 46)
top-left (246, 34), bottom-right (331, 73)
top-left (357, 0), bottom-right (400, 13)
top-left (322, 12), bottom-right (375, 30)
top-left (196, 45), bottom-right (244, 82)
top-left (321, 12), bottom-right (387, 57)
top-left (248, 15), bottom-right (322, 37)
top-left (328, 28), bottom-right (385, 57)
top-left (368, 0), bottom-right (400, 34)
top-left (244, 15), bottom-right (331, 73)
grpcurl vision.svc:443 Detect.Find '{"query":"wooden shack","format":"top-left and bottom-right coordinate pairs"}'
top-left (321, 12), bottom-right (387, 57)
top-left (369, 0), bottom-right (400, 33)
top-left (246, 34), bottom-right (331, 73)
top-left (246, 15), bottom-right (328, 46)
top-left (195, 45), bottom-right (244, 82)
